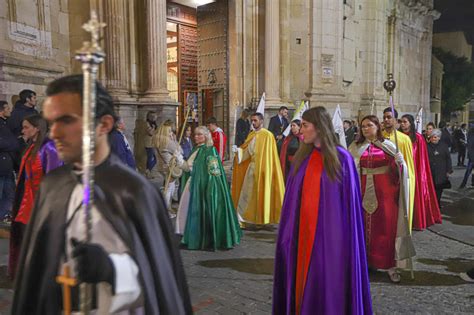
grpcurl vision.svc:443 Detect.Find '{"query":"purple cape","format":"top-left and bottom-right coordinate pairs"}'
top-left (273, 148), bottom-right (372, 314)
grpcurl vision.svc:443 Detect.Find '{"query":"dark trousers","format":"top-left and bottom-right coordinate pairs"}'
top-left (0, 174), bottom-right (15, 219)
top-left (460, 160), bottom-right (474, 188)
top-left (145, 147), bottom-right (157, 171)
top-left (8, 221), bottom-right (26, 279)
top-left (457, 145), bottom-right (466, 165)
top-left (435, 187), bottom-right (444, 206)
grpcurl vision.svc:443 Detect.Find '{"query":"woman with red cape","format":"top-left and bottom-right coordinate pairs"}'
top-left (279, 119), bottom-right (303, 179)
top-left (273, 107), bottom-right (372, 315)
top-left (8, 115), bottom-right (62, 278)
top-left (349, 115), bottom-right (415, 283)
top-left (400, 114), bottom-right (442, 230)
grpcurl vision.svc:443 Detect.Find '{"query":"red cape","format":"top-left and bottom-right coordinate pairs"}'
top-left (412, 132), bottom-right (442, 229)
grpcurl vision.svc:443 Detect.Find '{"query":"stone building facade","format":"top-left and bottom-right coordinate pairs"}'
top-left (0, 0), bottom-right (439, 169)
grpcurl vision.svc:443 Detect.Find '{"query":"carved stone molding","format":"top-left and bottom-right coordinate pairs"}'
top-left (7, 0), bottom-right (53, 58)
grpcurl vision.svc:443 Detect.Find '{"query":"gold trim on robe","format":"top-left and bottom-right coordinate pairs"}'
top-left (349, 140), bottom-right (416, 269)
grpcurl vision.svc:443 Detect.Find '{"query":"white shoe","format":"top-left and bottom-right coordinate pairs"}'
top-left (459, 272), bottom-right (474, 283)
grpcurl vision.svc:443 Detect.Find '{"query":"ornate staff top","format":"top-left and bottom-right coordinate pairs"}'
top-left (75, 11), bottom-right (106, 64)
top-left (383, 73), bottom-right (397, 95)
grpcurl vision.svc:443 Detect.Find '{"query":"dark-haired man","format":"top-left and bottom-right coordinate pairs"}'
top-left (13, 75), bottom-right (192, 314)
top-left (454, 123), bottom-right (467, 166)
top-left (0, 101), bottom-right (18, 220)
top-left (343, 119), bottom-right (355, 146)
top-left (231, 112), bottom-right (285, 227)
top-left (268, 106), bottom-right (289, 140)
top-left (206, 116), bottom-right (227, 161)
top-left (8, 89), bottom-right (38, 137)
top-left (382, 107), bottom-right (416, 230)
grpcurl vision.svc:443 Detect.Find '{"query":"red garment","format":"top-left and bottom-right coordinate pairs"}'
top-left (360, 145), bottom-right (399, 269)
top-left (296, 149), bottom-right (322, 314)
top-left (211, 128), bottom-right (227, 161)
top-left (14, 144), bottom-right (44, 224)
top-left (411, 132), bottom-right (442, 230)
top-left (279, 134), bottom-right (302, 179)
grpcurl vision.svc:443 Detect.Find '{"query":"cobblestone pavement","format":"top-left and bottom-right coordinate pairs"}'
top-left (182, 228), bottom-right (474, 315)
top-left (0, 156), bottom-right (472, 314)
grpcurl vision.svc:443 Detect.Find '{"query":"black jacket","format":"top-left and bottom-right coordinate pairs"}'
top-left (268, 115), bottom-right (289, 139)
top-left (12, 154), bottom-right (192, 314)
top-left (0, 117), bottom-right (20, 176)
top-left (345, 127), bottom-right (356, 146)
top-left (8, 101), bottom-right (39, 137)
top-left (453, 128), bottom-right (467, 148)
top-left (235, 118), bottom-right (250, 146)
top-left (440, 127), bottom-right (453, 148)
top-left (427, 141), bottom-right (452, 186)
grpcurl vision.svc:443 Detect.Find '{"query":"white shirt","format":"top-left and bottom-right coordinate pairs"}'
top-left (64, 184), bottom-right (142, 314)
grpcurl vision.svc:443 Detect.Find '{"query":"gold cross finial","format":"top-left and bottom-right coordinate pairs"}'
top-left (56, 264), bottom-right (78, 315)
top-left (82, 11), bottom-right (106, 49)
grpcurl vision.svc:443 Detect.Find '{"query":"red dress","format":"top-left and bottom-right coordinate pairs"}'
top-left (411, 132), bottom-right (442, 230)
top-left (360, 144), bottom-right (399, 269)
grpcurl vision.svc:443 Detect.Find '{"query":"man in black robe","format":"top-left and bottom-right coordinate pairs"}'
top-left (12, 75), bottom-right (192, 314)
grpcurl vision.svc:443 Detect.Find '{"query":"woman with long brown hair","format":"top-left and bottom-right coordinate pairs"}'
top-left (273, 107), bottom-right (372, 314)
top-left (349, 115), bottom-right (415, 283)
top-left (9, 114), bottom-right (62, 278)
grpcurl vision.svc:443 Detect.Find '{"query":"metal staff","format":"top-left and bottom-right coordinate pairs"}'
top-left (163, 106), bottom-right (192, 198)
top-left (75, 11), bottom-right (106, 314)
top-left (383, 73), bottom-right (399, 152)
top-left (383, 74), bottom-right (415, 280)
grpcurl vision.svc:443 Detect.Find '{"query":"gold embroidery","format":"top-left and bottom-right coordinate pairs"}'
top-left (362, 174), bottom-right (378, 214)
top-left (207, 156), bottom-right (221, 176)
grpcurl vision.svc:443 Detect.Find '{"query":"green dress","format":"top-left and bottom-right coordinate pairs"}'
top-left (179, 145), bottom-right (241, 250)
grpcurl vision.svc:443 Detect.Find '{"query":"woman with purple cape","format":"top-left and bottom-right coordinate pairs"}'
top-left (273, 107), bottom-right (373, 315)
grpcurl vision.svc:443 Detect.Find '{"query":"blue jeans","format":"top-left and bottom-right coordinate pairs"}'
top-left (0, 174), bottom-right (15, 219)
top-left (145, 147), bottom-right (157, 171)
top-left (460, 160), bottom-right (474, 188)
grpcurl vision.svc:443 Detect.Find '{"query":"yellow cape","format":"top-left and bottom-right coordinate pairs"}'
top-left (231, 128), bottom-right (285, 224)
top-left (382, 130), bottom-right (416, 230)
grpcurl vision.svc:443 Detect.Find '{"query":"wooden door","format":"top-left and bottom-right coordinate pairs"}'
top-left (202, 89), bottom-right (214, 122)
top-left (197, 1), bottom-right (229, 135)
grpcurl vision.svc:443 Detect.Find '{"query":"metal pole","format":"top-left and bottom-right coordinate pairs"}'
top-left (75, 11), bottom-right (106, 314)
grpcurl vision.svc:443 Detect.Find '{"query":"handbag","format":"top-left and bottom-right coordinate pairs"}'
top-left (156, 149), bottom-right (183, 179)
top-left (170, 163), bottom-right (183, 179)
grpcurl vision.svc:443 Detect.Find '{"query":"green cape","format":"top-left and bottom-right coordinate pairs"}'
top-left (181, 145), bottom-right (241, 250)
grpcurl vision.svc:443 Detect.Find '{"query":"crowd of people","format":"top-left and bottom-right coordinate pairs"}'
top-left (2, 75), bottom-right (473, 314)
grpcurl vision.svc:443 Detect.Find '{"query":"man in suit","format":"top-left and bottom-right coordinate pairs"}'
top-left (268, 106), bottom-right (289, 141)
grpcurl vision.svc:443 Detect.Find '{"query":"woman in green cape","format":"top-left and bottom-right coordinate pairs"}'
top-left (176, 126), bottom-right (241, 250)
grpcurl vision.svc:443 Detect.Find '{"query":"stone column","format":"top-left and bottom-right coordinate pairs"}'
top-left (264, 0), bottom-right (281, 105)
top-left (103, 0), bottom-right (129, 96)
top-left (143, 0), bottom-right (172, 101)
top-left (307, 0), bottom-right (345, 106)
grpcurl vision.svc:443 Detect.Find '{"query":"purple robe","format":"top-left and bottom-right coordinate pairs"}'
top-left (273, 147), bottom-right (372, 314)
